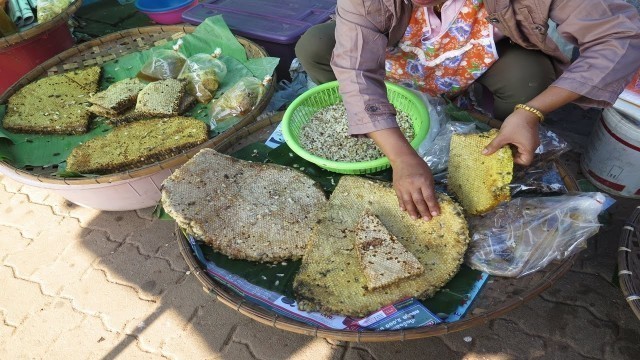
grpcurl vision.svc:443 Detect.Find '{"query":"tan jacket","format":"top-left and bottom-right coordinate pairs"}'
top-left (332, 0), bottom-right (640, 134)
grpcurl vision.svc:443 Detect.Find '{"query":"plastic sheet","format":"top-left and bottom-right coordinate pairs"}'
top-left (136, 39), bottom-right (187, 81)
top-left (36, 0), bottom-right (69, 23)
top-left (466, 192), bottom-right (611, 277)
top-left (178, 49), bottom-right (228, 103)
top-left (534, 125), bottom-right (571, 160)
top-left (265, 58), bottom-right (310, 113)
top-left (510, 161), bottom-right (568, 195)
top-left (419, 120), bottom-right (478, 174)
top-left (209, 76), bottom-right (270, 131)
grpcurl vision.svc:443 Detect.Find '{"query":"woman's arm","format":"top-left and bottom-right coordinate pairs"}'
top-left (332, 0), bottom-right (440, 220)
top-left (483, 86), bottom-right (581, 164)
top-left (485, 0), bottom-right (640, 162)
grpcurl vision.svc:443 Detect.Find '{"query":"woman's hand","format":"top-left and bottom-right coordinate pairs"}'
top-left (367, 127), bottom-right (440, 220)
top-left (390, 152), bottom-right (440, 220)
top-left (482, 108), bottom-right (540, 165)
top-left (483, 86), bottom-right (582, 164)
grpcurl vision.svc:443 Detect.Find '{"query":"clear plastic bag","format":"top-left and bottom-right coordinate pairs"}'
top-left (37, 0), bottom-right (71, 23)
top-left (510, 161), bottom-right (568, 196)
top-left (508, 127), bottom-right (570, 195)
top-left (534, 125), bottom-right (570, 160)
top-left (419, 120), bottom-right (478, 174)
top-left (137, 39), bottom-right (187, 82)
top-left (178, 49), bottom-right (228, 104)
top-left (466, 193), bottom-right (612, 277)
top-left (209, 76), bottom-right (271, 131)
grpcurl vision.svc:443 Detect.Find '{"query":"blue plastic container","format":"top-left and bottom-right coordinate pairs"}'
top-left (135, 0), bottom-right (193, 12)
top-left (182, 0), bottom-right (336, 80)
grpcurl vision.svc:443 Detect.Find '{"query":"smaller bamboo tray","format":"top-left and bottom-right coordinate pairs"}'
top-left (618, 205), bottom-right (640, 320)
top-left (1, 25), bottom-right (274, 185)
top-left (174, 114), bottom-right (582, 342)
top-left (0, 0), bottom-right (82, 49)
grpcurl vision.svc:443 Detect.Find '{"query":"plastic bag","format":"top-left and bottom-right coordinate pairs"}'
top-left (209, 76), bottom-right (271, 131)
top-left (534, 125), bottom-right (570, 160)
top-left (265, 58), bottom-right (310, 112)
top-left (37, 0), bottom-right (71, 23)
top-left (510, 161), bottom-right (568, 196)
top-left (466, 193), bottom-right (612, 277)
top-left (178, 49), bottom-right (228, 104)
top-left (137, 39), bottom-right (187, 81)
top-left (419, 120), bottom-right (478, 174)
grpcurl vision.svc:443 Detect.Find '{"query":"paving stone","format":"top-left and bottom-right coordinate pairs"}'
top-left (502, 297), bottom-right (612, 359)
top-left (125, 219), bottom-right (176, 257)
top-left (1, 300), bottom-right (84, 358)
top-left (18, 185), bottom-right (52, 205)
top-left (438, 325), bottom-right (492, 354)
top-left (0, 193), bottom-right (62, 239)
top-left (156, 239), bottom-right (190, 273)
top-left (162, 298), bottom-right (253, 359)
top-left (43, 314), bottom-right (125, 360)
top-left (94, 243), bottom-right (185, 300)
top-left (0, 176), bottom-right (24, 193)
top-left (0, 184), bottom-right (16, 205)
top-left (343, 336), bottom-right (461, 359)
top-left (603, 328), bottom-right (640, 360)
top-left (31, 230), bottom-right (120, 295)
top-left (4, 217), bottom-right (83, 279)
top-left (80, 211), bottom-right (152, 242)
top-left (41, 193), bottom-right (90, 218)
top-left (473, 318), bottom-right (546, 358)
top-left (537, 342), bottom-right (595, 360)
top-left (542, 271), bottom-right (640, 332)
top-left (0, 311), bottom-right (16, 349)
top-left (60, 267), bottom-right (158, 332)
top-left (572, 198), bottom-right (637, 282)
top-left (134, 277), bottom-right (211, 351)
top-left (0, 266), bottom-right (51, 326)
top-left (136, 207), bottom-right (157, 221)
top-left (0, 226), bottom-right (31, 262)
top-left (222, 341), bottom-right (260, 360)
top-left (229, 321), bottom-right (336, 360)
top-left (106, 340), bottom-right (168, 360)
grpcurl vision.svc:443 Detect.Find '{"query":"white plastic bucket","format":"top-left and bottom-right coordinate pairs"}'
top-left (581, 108), bottom-right (640, 198)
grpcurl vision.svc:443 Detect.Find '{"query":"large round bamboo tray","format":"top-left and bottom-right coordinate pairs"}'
top-left (0, 0), bottom-right (82, 93)
top-left (618, 205), bottom-right (640, 320)
top-left (174, 114), bottom-right (581, 342)
top-left (0, 25), bottom-right (274, 211)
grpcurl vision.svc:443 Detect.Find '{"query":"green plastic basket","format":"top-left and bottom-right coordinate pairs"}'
top-left (282, 81), bottom-right (430, 174)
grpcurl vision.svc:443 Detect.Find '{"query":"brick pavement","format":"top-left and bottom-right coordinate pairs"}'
top-left (1, 171), bottom-right (639, 359)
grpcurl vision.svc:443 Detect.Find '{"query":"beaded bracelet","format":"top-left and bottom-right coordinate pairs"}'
top-left (514, 104), bottom-right (544, 123)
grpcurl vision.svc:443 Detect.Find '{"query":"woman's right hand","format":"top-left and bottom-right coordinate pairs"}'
top-left (390, 152), bottom-right (440, 220)
top-left (368, 127), bottom-right (440, 220)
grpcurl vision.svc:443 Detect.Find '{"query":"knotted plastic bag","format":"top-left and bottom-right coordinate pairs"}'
top-left (137, 39), bottom-right (187, 81)
top-left (466, 193), bottom-right (612, 277)
top-left (209, 76), bottom-right (271, 131)
top-left (178, 49), bottom-right (228, 104)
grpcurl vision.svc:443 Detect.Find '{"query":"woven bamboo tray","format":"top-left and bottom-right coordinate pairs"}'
top-left (618, 205), bottom-right (640, 320)
top-left (174, 114), bottom-right (581, 342)
top-left (0, 0), bottom-right (82, 50)
top-left (0, 25), bottom-right (274, 210)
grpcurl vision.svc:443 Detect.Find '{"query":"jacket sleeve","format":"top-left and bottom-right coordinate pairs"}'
top-left (549, 0), bottom-right (640, 107)
top-left (331, 0), bottom-right (398, 135)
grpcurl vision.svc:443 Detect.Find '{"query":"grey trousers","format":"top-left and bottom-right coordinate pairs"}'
top-left (295, 21), bottom-right (556, 120)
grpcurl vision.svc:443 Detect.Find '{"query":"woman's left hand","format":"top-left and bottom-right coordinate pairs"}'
top-left (482, 108), bottom-right (540, 165)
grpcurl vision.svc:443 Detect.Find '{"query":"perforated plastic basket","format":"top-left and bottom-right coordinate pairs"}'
top-left (282, 81), bottom-right (430, 174)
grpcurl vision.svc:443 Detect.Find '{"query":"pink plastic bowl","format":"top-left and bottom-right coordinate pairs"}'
top-left (139, 0), bottom-right (198, 25)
